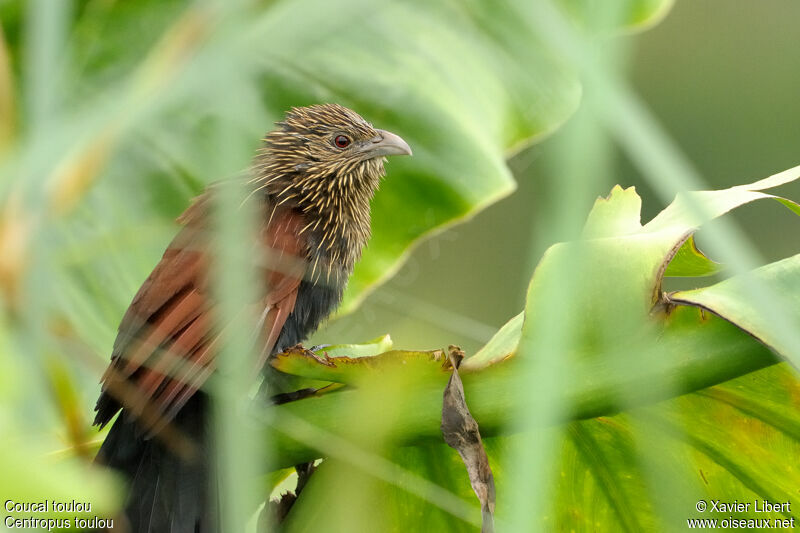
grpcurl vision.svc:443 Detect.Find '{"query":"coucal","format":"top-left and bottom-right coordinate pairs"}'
top-left (93, 104), bottom-right (411, 532)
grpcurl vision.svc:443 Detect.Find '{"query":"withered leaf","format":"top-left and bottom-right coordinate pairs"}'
top-left (441, 346), bottom-right (496, 533)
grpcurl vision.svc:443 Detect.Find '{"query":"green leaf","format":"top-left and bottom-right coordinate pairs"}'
top-left (0, 22), bottom-right (14, 151)
top-left (263, 164), bottom-right (800, 529)
top-left (557, 0), bottom-right (675, 31)
top-left (643, 165), bottom-right (800, 235)
top-left (270, 346), bottom-right (452, 385)
top-left (318, 335), bottom-right (393, 359)
top-left (543, 363), bottom-right (800, 531)
top-left (663, 234), bottom-right (720, 277)
top-left (462, 312), bottom-right (523, 370)
top-left (264, 166), bottom-right (800, 450)
top-left (5, 0), bottom-right (575, 310)
top-left (265, 303), bottom-right (779, 468)
top-left (670, 253), bottom-right (800, 364)
top-left (581, 185), bottom-right (643, 239)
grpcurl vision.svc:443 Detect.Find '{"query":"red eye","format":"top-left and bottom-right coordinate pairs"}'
top-left (334, 135), bottom-right (351, 148)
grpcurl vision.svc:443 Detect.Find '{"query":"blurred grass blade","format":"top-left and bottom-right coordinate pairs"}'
top-left (47, 125), bottom-right (120, 215)
top-left (24, 0), bottom-right (70, 134)
top-left (0, 23), bottom-right (15, 152)
top-left (0, 191), bottom-right (31, 310)
top-left (210, 123), bottom-right (263, 531)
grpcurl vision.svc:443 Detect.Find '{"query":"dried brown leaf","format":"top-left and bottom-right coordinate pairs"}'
top-left (441, 346), bottom-right (496, 533)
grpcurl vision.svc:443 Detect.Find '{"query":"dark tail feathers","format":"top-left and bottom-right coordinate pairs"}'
top-left (95, 395), bottom-right (214, 533)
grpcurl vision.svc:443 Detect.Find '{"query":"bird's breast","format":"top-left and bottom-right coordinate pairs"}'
top-left (261, 204), bottom-right (354, 354)
top-left (273, 277), bottom-right (346, 354)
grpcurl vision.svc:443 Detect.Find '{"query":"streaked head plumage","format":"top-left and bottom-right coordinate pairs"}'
top-left (251, 104), bottom-right (411, 274)
top-left (259, 103), bottom-right (410, 180)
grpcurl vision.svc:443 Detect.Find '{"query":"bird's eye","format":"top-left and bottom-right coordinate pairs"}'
top-left (334, 135), bottom-right (351, 149)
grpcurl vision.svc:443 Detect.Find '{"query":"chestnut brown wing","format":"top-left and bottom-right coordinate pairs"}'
top-left (94, 195), bottom-right (308, 434)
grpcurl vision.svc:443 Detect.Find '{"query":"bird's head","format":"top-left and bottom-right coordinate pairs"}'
top-left (253, 103), bottom-right (411, 271)
top-left (256, 104), bottom-right (411, 215)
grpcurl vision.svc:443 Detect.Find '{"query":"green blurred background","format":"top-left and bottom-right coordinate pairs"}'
top-left (1, 0), bottom-right (799, 529)
top-left (320, 0), bottom-right (800, 355)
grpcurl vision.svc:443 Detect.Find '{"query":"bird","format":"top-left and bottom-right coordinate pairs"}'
top-left (92, 103), bottom-right (412, 532)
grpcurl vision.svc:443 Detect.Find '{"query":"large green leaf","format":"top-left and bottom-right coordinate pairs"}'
top-left (262, 165), bottom-right (800, 529)
top-left (3, 0), bottom-right (572, 313)
top-left (265, 303), bottom-right (780, 467)
top-left (671, 255), bottom-right (800, 362)
top-left (541, 363), bottom-right (800, 531)
top-left (0, 0), bottom-right (608, 382)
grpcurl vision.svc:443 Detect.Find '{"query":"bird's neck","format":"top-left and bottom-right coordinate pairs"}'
top-left (308, 193), bottom-right (372, 272)
top-left (259, 160), bottom-right (383, 282)
top-left (264, 188), bottom-right (374, 284)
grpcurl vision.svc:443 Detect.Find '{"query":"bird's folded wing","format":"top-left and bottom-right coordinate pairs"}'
top-left (94, 195), bottom-right (308, 435)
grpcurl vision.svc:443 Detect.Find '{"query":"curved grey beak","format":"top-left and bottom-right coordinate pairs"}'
top-left (363, 129), bottom-right (412, 158)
